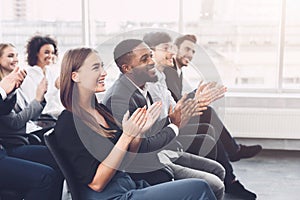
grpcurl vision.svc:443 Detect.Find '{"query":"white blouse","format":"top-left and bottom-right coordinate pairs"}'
top-left (20, 65), bottom-right (64, 118)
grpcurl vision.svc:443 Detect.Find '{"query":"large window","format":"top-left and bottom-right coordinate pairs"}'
top-left (0, 0), bottom-right (82, 68)
top-left (183, 0), bottom-right (282, 90)
top-left (1, 0), bottom-right (299, 91)
top-left (283, 0), bottom-right (300, 90)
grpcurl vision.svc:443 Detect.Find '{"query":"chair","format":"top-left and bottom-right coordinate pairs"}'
top-left (44, 129), bottom-right (81, 200)
top-left (0, 133), bottom-right (41, 146)
top-left (28, 114), bottom-right (57, 145)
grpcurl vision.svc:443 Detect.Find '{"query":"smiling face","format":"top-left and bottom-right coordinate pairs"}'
top-left (0, 45), bottom-right (18, 76)
top-left (125, 42), bottom-right (158, 86)
top-left (72, 52), bottom-right (107, 94)
top-left (176, 40), bottom-right (196, 68)
top-left (153, 42), bottom-right (177, 69)
top-left (36, 44), bottom-right (55, 68)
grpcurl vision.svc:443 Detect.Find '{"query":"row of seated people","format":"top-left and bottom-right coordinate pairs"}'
top-left (0, 65), bottom-right (63, 199)
top-left (0, 36), bottom-right (64, 200)
top-left (0, 32), bottom-right (262, 200)
top-left (0, 39), bottom-right (216, 200)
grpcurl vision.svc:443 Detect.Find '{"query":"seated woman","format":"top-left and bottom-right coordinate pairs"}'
top-left (20, 35), bottom-right (64, 119)
top-left (0, 43), bottom-right (50, 142)
top-left (0, 43), bottom-right (63, 200)
top-left (54, 47), bottom-right (216, 200)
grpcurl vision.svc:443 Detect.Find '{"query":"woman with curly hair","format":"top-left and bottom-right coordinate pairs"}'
top-left (20, 35), bottom-right (64, 118)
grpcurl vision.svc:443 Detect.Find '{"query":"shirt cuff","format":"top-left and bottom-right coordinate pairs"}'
top-left (6, 90), bottom-right (16, 100)
top-left (167, 123), bottom-right (179, 136)
top-left (0, 86), bottom-right (7, 100)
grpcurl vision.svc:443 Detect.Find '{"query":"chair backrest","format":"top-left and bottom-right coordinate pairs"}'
top-left (44, 129), bottom-right (81, 200)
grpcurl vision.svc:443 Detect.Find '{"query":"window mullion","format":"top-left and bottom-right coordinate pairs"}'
top-left (277, 0), bottom-right (286, 92)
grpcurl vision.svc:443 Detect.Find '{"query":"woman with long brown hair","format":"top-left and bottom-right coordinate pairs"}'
top-left (55, 47), bottom-right (216, 200)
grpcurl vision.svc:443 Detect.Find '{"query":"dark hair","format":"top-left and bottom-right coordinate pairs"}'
top-left (113, 39), bottom-right (143, 73)
top-left (174, 34), bottom-right (197, 48)
top-left (143, 32), bottom-right (172, 49)
top-left (26, 35), bottom-right (58, 66)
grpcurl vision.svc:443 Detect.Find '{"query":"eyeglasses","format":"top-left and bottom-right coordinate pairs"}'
top-left (155, 43), bottom-right (178, 53)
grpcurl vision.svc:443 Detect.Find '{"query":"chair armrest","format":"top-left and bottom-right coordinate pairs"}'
top-left (0, 134), bottom-right (30, 145)
top-left (37, 114), bottom-right (57, 122)
top-left (27, 133), bottom-right (42, 144)
top-left (0, 133), bottom-right (42, 146)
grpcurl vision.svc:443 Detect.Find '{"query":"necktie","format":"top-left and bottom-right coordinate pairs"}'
top-left (179, 71), bottom-right (183, 82)
top-left (146, 91), bottom-right (153, 105)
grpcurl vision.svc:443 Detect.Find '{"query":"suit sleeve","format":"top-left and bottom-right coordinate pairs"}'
top-left (138, 126), bottom-right (177, 153)
top-left (0, 99), bottom-right (44, 130)
top-left (105, 94), bottom-right (177, 153)
top-left (163, 67), bottom-right (182, 102)
top-left (0, 94), bottom-right (17, 116)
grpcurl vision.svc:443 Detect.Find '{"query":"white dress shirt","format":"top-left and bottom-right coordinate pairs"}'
top-left (146, 68), bottom-right (176, 119)
top-left (125, 75), bottom-right (179, 136)
top-left (20, 65), bottom-right (64, 118)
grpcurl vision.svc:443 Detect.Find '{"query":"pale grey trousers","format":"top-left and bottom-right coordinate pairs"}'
top-left (158, 150), bottom-right (225, 200)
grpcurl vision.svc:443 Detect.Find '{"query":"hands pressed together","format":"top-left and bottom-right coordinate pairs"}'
top-left (122, 102), bottom-right (162, 139)
top-left (168, 80), bottom-right (227, 129)
top-left (0, 66), bottom-right (49, 103)
top-left (121, 80), bottom-right (227, 137)
top-left (168, 94), bottom-right (199, 128)
top-left (195, 80), bottom-right (227, 105)
top-left (0, 66), bottom-right (27, 95)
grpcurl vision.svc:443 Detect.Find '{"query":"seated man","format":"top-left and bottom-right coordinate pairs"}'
top-left (103, 39), bottom-right (225, 200)
top-left (163, 34), bottom-right (261, 199)
top-left (164, 34), bottom-right (262, 161)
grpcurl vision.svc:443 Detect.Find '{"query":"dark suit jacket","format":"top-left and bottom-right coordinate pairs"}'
top-left (163, 65), bottom-right (183, 102)
top-left (0, 94), bottom-right (16, 116)
top-left (102, 74), bottom-right (177, 174)
top-left (103, 74), bottom-right (176, 153)
top-left (163, 63), bottom-right (196, 102)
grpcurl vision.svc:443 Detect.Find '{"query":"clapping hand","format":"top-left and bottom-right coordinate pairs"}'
top-left (195, 81), bottom-right (227, 105)
top-left (168, 94), bottom-right (198, 128)
top-left (140, 101), bottom-right (162, 134)
top-left (212, 84), bottom-right (227, 102)
top-left (0, 66), bottom-right (26, 94)
top-left (122, 108), bottom-right (147, 139)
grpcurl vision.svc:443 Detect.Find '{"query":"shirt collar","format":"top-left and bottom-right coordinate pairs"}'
top-left (172, 58), bottom-right (182, 77)
top-left (177, 67), bottom-right (182, 77)
top-left (125, 76), bottom-right (149, 99)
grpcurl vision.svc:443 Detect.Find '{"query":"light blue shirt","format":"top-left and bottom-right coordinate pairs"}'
top-left (146, 68), bottom-right (176, 119)
top-left (125, 75), bottom-right (179, 136)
